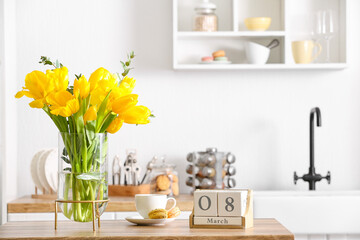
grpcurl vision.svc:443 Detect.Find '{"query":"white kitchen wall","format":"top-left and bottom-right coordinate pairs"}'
top-left (0, 0), bottom-right (4, 225)
top-left (1, 0), bottom-right (17, 224)
top-left (14, 0), bottom-right (360, 196)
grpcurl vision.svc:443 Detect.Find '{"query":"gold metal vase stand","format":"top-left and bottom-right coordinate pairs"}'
top-left (54, 199), bottom-right (109, 232)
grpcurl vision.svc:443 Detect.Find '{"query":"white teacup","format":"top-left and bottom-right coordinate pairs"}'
top-left (245, 41), bottom-right (270, 64)
top-left (135, 194), bottom-right (176, 219)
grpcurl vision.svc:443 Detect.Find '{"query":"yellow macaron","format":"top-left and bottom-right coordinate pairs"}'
top-left (212, 50), bottom-right (226, 58)
top-left (168, 207), bottom-right (181, 218)
top-left (148, 208), bottom-right (168, 219)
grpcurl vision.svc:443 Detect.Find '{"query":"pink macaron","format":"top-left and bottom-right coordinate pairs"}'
top-left (201, 56), bottom-right (214, 62)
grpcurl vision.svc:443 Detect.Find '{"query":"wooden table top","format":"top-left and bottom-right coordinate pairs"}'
top-left (0, 219), bottom-right (294, 240)
top-left (8, 195), bottom-right (194, 213)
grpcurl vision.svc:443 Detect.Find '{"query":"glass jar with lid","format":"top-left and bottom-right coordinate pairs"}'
top-left (149, 159), bottom-right (179, 197)
top-left (193, 0), bottom-right (218, 32)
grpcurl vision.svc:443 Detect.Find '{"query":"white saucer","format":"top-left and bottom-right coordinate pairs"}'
top-left (125, 216), bottom-right (176, 226)
top-left (199, 61), bottom-right (232, 64)
top-left (30, 149), bottom-right (47, 192)
top-left (44, 149), bottom-right (58, 193)
top-left (37, 149), bottom-right (54, 193)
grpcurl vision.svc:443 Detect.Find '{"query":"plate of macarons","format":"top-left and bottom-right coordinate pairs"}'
top-left (125, 207), bottom-right (181, 226)
top-left (200, 50), bottom-right (232, 64)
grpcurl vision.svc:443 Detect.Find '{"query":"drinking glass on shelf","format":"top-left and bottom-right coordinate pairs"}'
top-left (314, 10), bottom-right (336, 63)
top-left (311, 11), bottom-right (322, 63)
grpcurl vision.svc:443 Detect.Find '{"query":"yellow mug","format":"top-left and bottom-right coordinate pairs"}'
top-left (292, 40), bottom-right (322, 64)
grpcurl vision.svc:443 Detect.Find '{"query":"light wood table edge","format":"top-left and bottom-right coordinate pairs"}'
top-left (0, 219), bottom-right (294, 240)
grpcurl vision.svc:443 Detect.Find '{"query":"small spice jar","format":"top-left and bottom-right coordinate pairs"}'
top-left (150, 160), bottom-right (179, 197)
top-left (193, 0), bottom-right (218, 32)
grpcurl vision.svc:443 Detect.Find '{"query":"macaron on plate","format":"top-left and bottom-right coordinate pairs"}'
top-left (200, 54), bottom-right (232, 64)
top-left (125, 215), bottom-right (176, 226)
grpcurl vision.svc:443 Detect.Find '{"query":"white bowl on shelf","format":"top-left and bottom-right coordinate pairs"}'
top-left (244, 41), bottom-right (270, 64)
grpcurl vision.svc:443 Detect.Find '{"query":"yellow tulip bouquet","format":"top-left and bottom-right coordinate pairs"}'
top-left (16, 53), bottom-right (151, 222)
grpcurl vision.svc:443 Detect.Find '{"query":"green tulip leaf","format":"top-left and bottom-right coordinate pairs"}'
top-left (61, 156), bottom-right (70, 164)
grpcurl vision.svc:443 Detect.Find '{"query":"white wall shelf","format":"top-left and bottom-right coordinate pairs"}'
top-left (174, 63), bottom-right (347, 70)
top-left (177, 31), bottom-right (286, 37)
top-left (173, 0), bottom-right (347, 70)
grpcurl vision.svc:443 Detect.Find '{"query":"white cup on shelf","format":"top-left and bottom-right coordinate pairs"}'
top-left (244, 41), bottom-right (270, 64)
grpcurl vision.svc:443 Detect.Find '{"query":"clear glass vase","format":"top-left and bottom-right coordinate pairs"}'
top-left (58, 132), bottom-right (108, 222)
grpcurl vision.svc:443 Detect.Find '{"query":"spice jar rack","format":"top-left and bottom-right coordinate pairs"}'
top-left (185, 148), bottom-right (236, 193)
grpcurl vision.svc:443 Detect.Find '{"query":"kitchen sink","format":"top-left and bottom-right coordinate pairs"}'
top-left (253, 191), bottom-right (360, 234)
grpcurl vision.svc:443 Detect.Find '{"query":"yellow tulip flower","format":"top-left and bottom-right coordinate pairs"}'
top-left (108, 77), bottom-right (135, 100)
top-left (89, 67), bottom-right (119, 106)
top-left (108, 87), bottom-right (125, 109)
top-left (106, 117), bottom-right (124, 134)
top-left (83, 106), bottom-right (97, 124)
top-left (122, 105), bottom-right (151, 124)
top-left (91, 88), bottom-right (108, 106)
top-left (46, 67), bottom-right (69, 92)
top-left (89, 67), bottom-right (118, 92)
top-left (119, 76), bottom-right (136, 95)
top-left (46, 90), bottom-right (79, 117)
top-left (111, 94), bottom-right (138, 115)
top-left (74, 75), bottom-right (90, 99)
top-left (15, 70), bottom-right (54, 108)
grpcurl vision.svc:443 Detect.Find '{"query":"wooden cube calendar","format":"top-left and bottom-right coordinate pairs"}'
top-left (190, 189), bottom-right (253, 229)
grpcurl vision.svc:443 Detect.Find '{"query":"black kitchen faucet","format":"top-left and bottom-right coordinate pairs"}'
top-left (294, 107), bottom-right (331, 190)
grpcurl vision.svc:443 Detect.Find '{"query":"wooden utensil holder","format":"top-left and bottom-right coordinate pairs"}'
top-left (189, 189), bottom-right (253, 229)
top-left (108, 184), bottom-right (151, 196)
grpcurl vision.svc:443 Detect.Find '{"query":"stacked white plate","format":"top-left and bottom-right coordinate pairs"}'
top-left (30, 149), bottom-right (58, 194)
